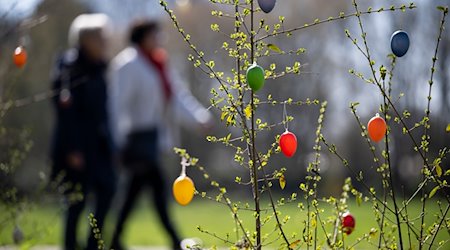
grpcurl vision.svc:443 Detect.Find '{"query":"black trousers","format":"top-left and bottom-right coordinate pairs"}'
top-left (111, 162), bottom-right (181, 249)
top-left (64, 168), bottom-right (116, 250)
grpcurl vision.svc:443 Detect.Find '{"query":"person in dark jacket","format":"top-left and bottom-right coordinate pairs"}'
top-left (50, 14), bottom-right (116, 250)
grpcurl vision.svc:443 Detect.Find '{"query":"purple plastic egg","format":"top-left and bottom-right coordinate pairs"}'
top-left (258, 0), bottom-right (276, 13)
top-left (390, 30), bottom-right (410, 57)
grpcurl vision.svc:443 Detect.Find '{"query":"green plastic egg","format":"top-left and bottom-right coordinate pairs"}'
top-left (246, 63), bottom-right (265, 92)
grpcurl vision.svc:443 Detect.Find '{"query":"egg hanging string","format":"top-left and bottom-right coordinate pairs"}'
top-left (173, 157), bottom-right (195, 206)
top-left (180, 157), bottom-right (190, 177)
top-left (282, 101), bottom-right (288, 131)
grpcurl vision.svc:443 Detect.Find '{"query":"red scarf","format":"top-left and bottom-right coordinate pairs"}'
top-left (142, 47), bottom-right (173, 102)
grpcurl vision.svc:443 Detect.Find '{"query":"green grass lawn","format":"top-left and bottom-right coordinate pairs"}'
top-left (0, 196), bottom-right (448, 249)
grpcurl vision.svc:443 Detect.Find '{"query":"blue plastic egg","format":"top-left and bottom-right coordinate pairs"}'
top-left (258, 0), bottom-right (276, 13)
top-left (390, 30), bottom-right (410, 57)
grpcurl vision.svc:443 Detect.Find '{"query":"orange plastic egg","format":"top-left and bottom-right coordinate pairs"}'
top-left (173, 175), bottom-right (195, 206)
top-left (13, 46), bottom-right (27, 68)
top-left (367, 114), bottom-right (387, 142)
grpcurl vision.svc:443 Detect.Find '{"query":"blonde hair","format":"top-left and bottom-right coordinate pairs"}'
top-left (68, 13), bottom-right (112, 48)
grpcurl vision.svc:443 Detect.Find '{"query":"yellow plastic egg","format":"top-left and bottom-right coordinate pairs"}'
top-left (173, 175), bottom-right (195, 206)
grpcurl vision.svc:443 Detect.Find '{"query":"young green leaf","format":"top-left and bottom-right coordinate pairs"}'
top-left (436, 165), bottom-right (442, 177)
top-left (356, 195), bottom-right (362, 206)
top-left (436, 6), bottom-right (448, 13)
top-left (244, 105), bottom-right (252, 119)
top-left (289, 240), bottom-right (301, 249)
top-left (429, 186), bottom-right (439, 199)
top-left (279, 174), bottom-right (286, 190)
top-left (267, 43), bottom-right (283, 53)
top-left (443, 168), bottom-right (450, 176)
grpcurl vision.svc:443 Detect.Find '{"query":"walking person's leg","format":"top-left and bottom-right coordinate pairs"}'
top-left (64, 180), bottom-right (87, 250)
top-left (148, 165), bottom-right (182, 250)
top-left (86, 168), bottom-right (117, 250)
top-left (111, 171), bottom-right (144, 250)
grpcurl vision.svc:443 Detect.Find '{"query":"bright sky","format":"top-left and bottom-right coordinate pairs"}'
top-left (1, 0), bottom-right (187, 23)
top-left (0, 0), bottom-right (42, 18)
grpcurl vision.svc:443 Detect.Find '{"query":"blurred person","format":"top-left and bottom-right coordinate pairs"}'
top-left (50, 14), bottom-right (116, 250)
top-left (108, 20), bottom-right (212, 250)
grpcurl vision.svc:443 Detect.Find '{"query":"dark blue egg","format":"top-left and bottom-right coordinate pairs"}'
top-left (258, 0), bottom-right (276, 13)
top-left (390, 30), bottom-right (410, 57)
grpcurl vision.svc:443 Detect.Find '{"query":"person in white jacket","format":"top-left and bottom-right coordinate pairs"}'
top-left (108, 20), bottom-right (212, 250)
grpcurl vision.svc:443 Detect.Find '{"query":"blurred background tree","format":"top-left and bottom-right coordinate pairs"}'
top-left (0, 0), bottom-right (448, 197)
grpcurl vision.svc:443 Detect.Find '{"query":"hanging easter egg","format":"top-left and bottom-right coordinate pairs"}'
top-left (279, 130), bottom-right (297, 157)
top-left (13, 46), bottom-right (27, 68)
top-left (390, 30), bottom-right (409, 57)
top-left (258, 0), bottom-right (276, 13)
top-left (246, 62), bottom-right (265, 92)
top-left (341, 211), bottom-right (355, 235)
top-left (367, 113), bottom-right (387, 143)
top-left (173, 174), bottom-right (195, 206)
top-left (59, 88), bottom-right (72, 108)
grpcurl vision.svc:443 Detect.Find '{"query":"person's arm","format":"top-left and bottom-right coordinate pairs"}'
top-left (108, 63), bottom-right (135, 149)
top-left (170, 70), bottom-right (213, 131)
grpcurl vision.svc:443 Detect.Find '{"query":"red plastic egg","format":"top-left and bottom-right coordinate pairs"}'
top-left (279, 130), bottom-right (297, 158)
top-left (342, 211), bottom-right (355, 235)
top-left (367, 114), bottom-right (387, 142)
top-left (13, 46), bottom-right (27, 68)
